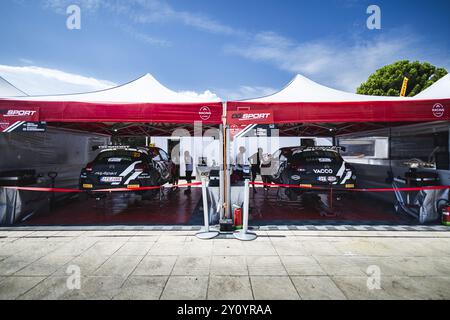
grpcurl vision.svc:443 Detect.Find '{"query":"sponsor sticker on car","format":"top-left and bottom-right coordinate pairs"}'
top-left (327, 176), bottom-right (337, 182)
top-left (100, 177), bottom-right (122, 183)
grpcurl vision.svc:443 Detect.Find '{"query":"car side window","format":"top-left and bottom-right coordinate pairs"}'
top-left (159, 149), bottom-right (169, 161)
top-left (272, 150), bottom-right (281, 160)
top-left (152, 151), bottom-right (162, 161)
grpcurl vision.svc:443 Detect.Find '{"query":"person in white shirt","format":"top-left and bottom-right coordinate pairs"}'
top-left (235, 146), bottom-right (247, 179)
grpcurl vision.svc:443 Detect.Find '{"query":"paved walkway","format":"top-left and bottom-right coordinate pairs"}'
top-left (1, 229), bottom-right (450, 300)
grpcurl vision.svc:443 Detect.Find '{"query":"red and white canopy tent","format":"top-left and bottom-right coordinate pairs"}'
top-left (0, 73), bottom-right (223, 135)
top-left (227, 74), bottom-right (450, 136)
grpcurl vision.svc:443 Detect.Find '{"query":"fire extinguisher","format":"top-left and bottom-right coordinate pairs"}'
top-left (437, 199), bottom-right (450, 226)
top-left (442, 206), bottom-right (450, 226)
top-left (233, 204), bottom-right (243, 230)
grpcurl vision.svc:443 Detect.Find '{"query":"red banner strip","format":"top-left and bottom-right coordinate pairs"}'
top-left (250, 181), bottom-right (450, 192)
top-left (2, 182), bottom-right (202, 193)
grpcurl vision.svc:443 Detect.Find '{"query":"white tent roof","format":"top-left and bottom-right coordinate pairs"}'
top-left (414, 74), bottom-right (450, 99)
top-left (242, 74), bottom-right (449, 103)
top-left (0, 76), bottom-right (27, 97)
top-left (4, 73), bottom-right (220, 103)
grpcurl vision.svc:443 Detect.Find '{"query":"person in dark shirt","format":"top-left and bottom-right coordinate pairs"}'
top-left (184, 151), bottom-right (194, 195)
top-left (248, 148), bottom-right (263, 193)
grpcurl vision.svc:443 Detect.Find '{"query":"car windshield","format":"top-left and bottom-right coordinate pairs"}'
top-left (95, 150), bottom-right (145, 164)
top-left (291, 150), bottom-right (342, 164)
top-left (147, 148), bottom-right (162, 161)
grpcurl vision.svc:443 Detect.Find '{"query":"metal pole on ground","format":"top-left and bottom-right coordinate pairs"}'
top-left (196, 177), bottom-right (220, 239)
top-left (225, 124), bottom-right (231, 218)
top-left (234, 179), bottom-right (257, 241)
top-left (219, 124), bottom-right (225, 220)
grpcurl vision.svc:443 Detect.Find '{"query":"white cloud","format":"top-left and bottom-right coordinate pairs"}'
top-left (43, 0), bottom-right (242, 36)
top-left (0, 65), bottom-right (116, 95)
top-left (178, 90), bottom-right (221, 102)
top-left (119, 24), bottom-right (172, 47)
top-left (226, 30), bottom-right (450, 92)
top-left (216, 85), bottom-right (278, 101)
top-left (43, 0), bottom-right (104, 14)
top-left (0, 64), bottom-right (221, 100)
top-left (114, 0), bottom-right (240, 36)
top-left (18, 58), bottom-right (34, 65)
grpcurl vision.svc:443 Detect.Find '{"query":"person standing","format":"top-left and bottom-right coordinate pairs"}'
top-left (171, 148), bottom-right (180, 192)
top-left (184, 151), bottom-right (194, 195)
top-left (235, 146), bottom-right (247, 180)
top-left (249, 148), bottom-right (263, 193)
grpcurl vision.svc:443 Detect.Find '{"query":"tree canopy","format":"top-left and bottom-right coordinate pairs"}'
top-left (357, 60), bottom-right (448, 97)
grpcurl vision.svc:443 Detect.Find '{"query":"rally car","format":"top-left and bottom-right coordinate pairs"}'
top-left (263, 146), bottom-right (356, 200)
top-left (79, 146), bottom-right (175, 193)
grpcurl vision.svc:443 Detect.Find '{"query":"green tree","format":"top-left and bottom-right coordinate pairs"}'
top-left (357, 60), bottom-right (448, 97)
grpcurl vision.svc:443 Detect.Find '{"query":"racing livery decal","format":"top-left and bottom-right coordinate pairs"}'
top-left (0, 107), bottom-right (40, 133)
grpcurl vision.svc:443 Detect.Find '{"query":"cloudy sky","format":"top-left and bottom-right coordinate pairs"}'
top-left (0, 0), bottom-right (449, 99)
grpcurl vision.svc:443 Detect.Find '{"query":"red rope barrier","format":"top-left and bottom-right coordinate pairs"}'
top-left (250, 181), bottom-right (450, 192)
top-left (3, 181), bottom-right (449, 193)
top-left (2, 182), bottom-right (202, 193)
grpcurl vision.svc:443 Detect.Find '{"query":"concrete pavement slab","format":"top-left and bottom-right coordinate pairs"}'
top-left (382, 276), bottom-right (450, 300)
top-left (302, 241), bottom-right (343, 256)
top-left (210, 256), bottom-right (248, 276)
top-left (280, 256), bottom-right (326, 276)
top-left (19, 276), bottom-right (72, 300)
top-left (179, 242), bottom-right (213, 256)
top-left (212, 241), bottom-right (245, 256)
top-left (332, 276), bottom-right (394, 300)
top-left (94, 255), bottom-right (143, 277)
top-left (61, 276), bottom-right (127, 300)
top-left (114, 241), bottom-right (155, 256)
top-left (247, 256), bottom-right (287, 276)
top-left (83, 240), bottom-right (126, 256)
top-left (113, 276), bottom-right (168, 300)
top-left (160, 276), bottom-right (208, 300)
top-left (208, 276), bottom-right (253, 300)
top-left (291, 276), bottom-right (347, 300)
top-left (149, 243), bottom-right (185, 256)
top-left (132, 256), bottom-right (177, 276)
top-left (50, 238), bottom-right (98, 256)
top-left (242, 242), bottom-right (278, 256)
top-left (15, 254), bottom-right (74, 276)
top-left (54, 254), bottom-right (111, 276)
top-left (271, 241), bottom-right (308, 256)
top-left (172, 256), bottom-right (211, 276)
top-left (0, 276), bottom-right (45, 299)
top-left (0, 255), bottom-right (41, 276)
top-left (314, 256), bottom-right (366, 276)
top-left (250, 276), bottom-right (300, 300)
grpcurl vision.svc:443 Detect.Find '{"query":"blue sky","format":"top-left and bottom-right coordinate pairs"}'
top-left (0, 0), bottom-right (449, 99)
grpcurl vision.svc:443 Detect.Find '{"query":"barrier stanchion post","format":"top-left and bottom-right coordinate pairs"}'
top-left (234, 179), bottom-right (257, 241)
top-left (48, 171), bottom-right (58, 212)
top-left (196, 177), bottom-right (220, 240)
